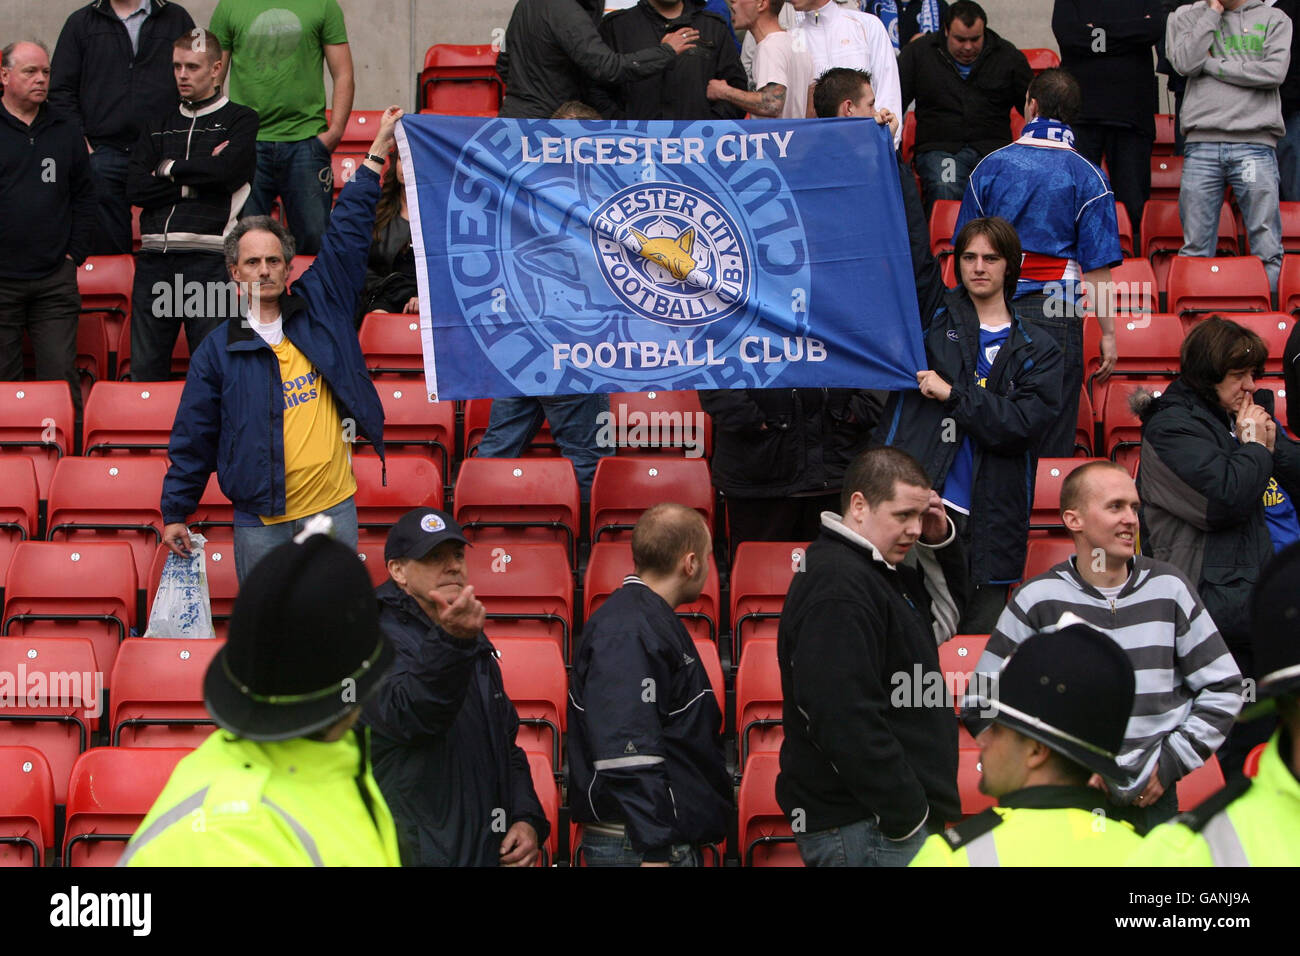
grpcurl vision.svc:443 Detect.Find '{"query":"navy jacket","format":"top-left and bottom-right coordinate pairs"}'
top-left (160, 166), bottom-right (385, 524)
top-left (362, 581), bottom-right (550, 867)
top-left (568, 578), bottom-right (732, 860)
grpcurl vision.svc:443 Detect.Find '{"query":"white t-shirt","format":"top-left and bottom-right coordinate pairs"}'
top-left (753, 30), bottom-right (815, 120)
top-left (246, 313), bottom-right (284, 346)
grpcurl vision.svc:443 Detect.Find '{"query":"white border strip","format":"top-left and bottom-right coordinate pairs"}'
top-left (394, 119), bottom-right (440, 404)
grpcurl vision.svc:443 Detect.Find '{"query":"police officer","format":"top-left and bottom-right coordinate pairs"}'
top-left (911, 621), bottom-right (1142, 866)
top-left (1131, 541), bottom-right (1300, 866)
top-left (121, 531), bottom-right (401, 866)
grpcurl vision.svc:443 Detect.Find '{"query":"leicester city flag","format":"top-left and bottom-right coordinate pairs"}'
top-left (395, 115), bottom-right (924, 401)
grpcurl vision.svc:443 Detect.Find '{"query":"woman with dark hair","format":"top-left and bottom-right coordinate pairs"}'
top-left (356, 151), bottom-right (418, 324)
top-left (1136, 315), bottom-right (1300, 772)
top-left (878, 215), bottom-right (1063, 632)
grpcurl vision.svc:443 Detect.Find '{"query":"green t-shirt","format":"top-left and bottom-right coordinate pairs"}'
top-left (210, 0), bottom-right (348, 142)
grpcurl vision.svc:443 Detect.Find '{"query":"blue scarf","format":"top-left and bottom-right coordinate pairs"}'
top-left (871, 0), bottom-right (942, 51)
top-left (1020, 117), bottom-right (1076, 149)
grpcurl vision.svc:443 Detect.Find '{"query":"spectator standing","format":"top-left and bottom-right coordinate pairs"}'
top-left (125, 30), bottom-right (257, 382)
top-left (708, 0), bottom-right (813, 119)
top-left (898, 0), bottom-right (1033, 215)
top-left (1271, 0), bottom-right (1300, 200)
top-left (1166, 0), bottom-right (1292, 291)
top-left (868, 0), bottom-right (951, 50)
top-left (210, 0), bottom-right (354, 256)
top-left (50, 0), bottom-right (195, 255)
top-left (0, 41), bottom-right (95, 414)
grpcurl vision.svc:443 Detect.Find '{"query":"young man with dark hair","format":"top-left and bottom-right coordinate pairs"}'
top-left (777, 446), bottom-right (969, 866)
top-left (567, 502), bottom-right (731, 866)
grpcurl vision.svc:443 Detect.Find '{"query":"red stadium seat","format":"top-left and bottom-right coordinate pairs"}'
top-left (1149, 155), bottom-right (1182, 203)
top-left (0, 747), bottom-right (55, 866)
top-left (62, 747), bottom-right (190, 866)
top-left (1280, 202), bottom-right (1300, 254)
top-left (1243, 742), bottom-right (1267, 778)
top-left (82, 380), bottom-right (184, 456)
top-left (1031, 458), bottom-right (1106, 532)
top-left (1085, 314), bottom-right (1182, 415)
top-left (46, 456), bottom-right (167, 584)
top-left (1198, 313), bottom-right (1294, 375)
top-left (108, 637), bottom-right (223, 748)
top-left (353, 455), bottom-right (442, 547)
top-left (355, 540), bottom-right (389, 588)
top-left (1140, 200), bottom-right (1238, 292)
top-left (466, 543), bottom-right (574, 660)
top-left (738, 752), bottom-right (801, 866)
top-left (1153, 114), bottom-right (1176, 156)
top-left (589, 456), bottom-right (714, 543)
top-left (453, 457), bottom-right (580, 565)
top-left (901, 110), bottom-right (916, 165)
top-left (584, 540), bottom-right (720, 647)
top-left (359, 313), bottom-right (425, 378)
top-left (0, 382), bottom-right (75, 500)
top-left (941, 254), bottom-right (957, 288)
top-left (1281, 255), bottom-right (1300, 316)
top-left (695, 636), bottom-right (725, 730)
top-left (189, 474), bottom-right (235, 547)
top-left (1022, 535), bottom-right (1077, 581)
top-left (735, 639), bottom-right (783, 766)
top-left (526, 751), bottom-right (559, 866)
top-left (0, 457), bottom-right (39, 588)
top-left (367, 383), bottom-right (454, 477)
top-left (284, 255), bottom-right (317, 292)
top-left (937, 634), bottom-right (988, 716)
top-left (495, 636), bottom-right (567, 771)
top-left (0, 637), bottom-right (99, 805)
top-left (331, 153), bottom-right (363, 198)
top-left (1167, 255), bottom-right (1271, 317)
top-left (76, 255), bottom-right (134, 361)
top-left (1114, 203), bottom-right (1135, 259)
top-left (730, 540), bottom-right (807, 657)
top-left (1102, 380), bottom-right (1173, 474)
top-left (418, 44), bottom-right (503, 116)
top-left (606, 390), bottom-right (712, 458)
top-left (957, 748), bottom-right (998, 819)
top-left (929, 199), bottom-right (960, 258)
top-left (327, 108), bottom-right (386, 155)
top-left (1178, 755), bottom-right (1226, 811)
top-left (1020, 48), bottom-right (1060, 73)
top-left (1108, 258), bottom-right (1159, 314)
top-left (461, 399), bottom-right (558, 459)
top-left (1009, 106), bottom-right (1026, 141)
top-left (1076, 386), bottom-right (1096, 456)
top-left (146, 540), bottom-right (238, 640)
top-left (2, 541), bottom-right (137, 677)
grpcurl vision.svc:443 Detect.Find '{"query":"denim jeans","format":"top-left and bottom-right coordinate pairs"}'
top-left (475, 394), bottom-right (612, 498)
top-left (88, 144), bottom-right (133, 255)
top-left (243, 137), bottom-right (334, 256)
top-left (1180, 141), bottom-right (1283, 290)
top-left (579, 829), bottom-right (698, 867)
top-left (1011, 292), bottom-right (1082, 459)
top-left (1277, 111), bottom-right (1300, 202)
top-left (233, 495), bottom-right (358, 583)
top-left (914, 146), bottom-right (981, 218)
top-left (794, 817), bottom-right (930, 867)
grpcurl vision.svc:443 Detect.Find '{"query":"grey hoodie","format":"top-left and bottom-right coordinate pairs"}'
top-left (1166, 0), bottom-right (1292, 145)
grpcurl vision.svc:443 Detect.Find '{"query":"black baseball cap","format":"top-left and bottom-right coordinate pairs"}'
top-left (384, 508), bottom-right (470, 563)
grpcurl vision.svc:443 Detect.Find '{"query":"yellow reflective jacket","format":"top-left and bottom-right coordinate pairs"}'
top-left (910, 785), bottom-right (1142, 866)
top-left (1129, 732), bottom-right (1300, 867)
top-left (121, 727), bottom-right (400, 867)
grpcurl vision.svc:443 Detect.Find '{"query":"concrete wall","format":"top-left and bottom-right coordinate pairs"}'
top-left (22, 0), bottom-right (1073, 111)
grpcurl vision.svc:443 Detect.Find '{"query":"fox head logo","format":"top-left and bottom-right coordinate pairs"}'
top-left (628, 225), bottom-right (697, 282)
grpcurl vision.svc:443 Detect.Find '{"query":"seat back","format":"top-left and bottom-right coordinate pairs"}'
top-left (1153, 114), bottom-right (1176, 156)
top-left (1115, 202), bottom-right (1135, 258)
top-left (606, 390), bottom-right (712, 458)
top-left (1020, 47), bottom-right (1060, 73)
top-left (418, 44), bottom-right (502, 115)
top-left (1031, 458), bottom-right (1105, 532)
top-left (0, 746), bottom-right (55, 866)
top-left (63, 747), bottom-right (190, 866)
top-left (353, 455), bottom-right (442, 546)
top-left (738, 753), bottom-right (801, 866)
top-left (1149, 155), bottom-right (1182, 203)
top-left (46, 456), bottom-right (167, 584)
top-left (108, 638), bottom-right (223, 748)
top-left (929, 199), bottom-right (961, 257)
top-left (1022, 535), bottom-right (1078, 582)
top-left (1102, 380), bottom-right (1173, 474)
top-left (589, 456), bottom-right (714, 543)
top-left (1108, 258), bottom-right (1158, 314)
top-left (454, 457), bottom-right (581, 564)
top-left (937, 634), bottom-right (989, 716)
top-left (583, 540), bottom-right (720, 647)
top-left (735, 639), bottom-right (784, 765)
top-left (82, 381), bottom-right (184, 456)
top-left (526, 750), bottom-right (559, 866)
top-left (1167, 255), bottom-right (1272, 317)
top-left (191, 474), bottom-right (234, 546)
top-left (730, 541), bottom-right (807, 656)
top-left (76, 255), bottom-right (134, 358)
top-left (0, 457), bottom-right (39, 589)
top-left (466, 543), bottom-right (574, 660)
top-left (495, 636), bottom-right (567, 770)
top-left (359, 313), bottom-right (425, 377)
top-left (368, 383), bottom-right (454, 476)
top-left (0, 382), bottom-right (75, 499)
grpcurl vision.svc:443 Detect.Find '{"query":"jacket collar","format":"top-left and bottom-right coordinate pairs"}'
top-left (0, 99), bottom-right (50, 133)
top-left (1059, 552), bottom-right (1145, 600)
top-left (820, 511), bottom-right (897, 572)
top-left (180, 92), bottom-right (229, 118)
top-left (376, 578), bottom-right (494, 655)
top-left (997, 784), bottom-right (1118, 813)
top-left (225, 294), bottom-right (308, 350)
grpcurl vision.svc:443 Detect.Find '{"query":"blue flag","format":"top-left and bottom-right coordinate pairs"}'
top-left (395, 115), bottom-right (924, 401)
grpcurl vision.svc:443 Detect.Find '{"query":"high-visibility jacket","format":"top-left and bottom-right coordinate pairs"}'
top-left (1129, 732), bottom-right (1300, 867)
top-left (910, 785), bottom-right (1142, 866)
top-left (121, 727), bottom-right (400, 867)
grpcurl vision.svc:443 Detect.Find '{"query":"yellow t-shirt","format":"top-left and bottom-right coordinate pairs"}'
top-left (261, 337), bottom-right (357, 525)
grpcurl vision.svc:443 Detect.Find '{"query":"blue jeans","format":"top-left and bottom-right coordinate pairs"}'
top-left (794, 817), bottom-right (929, 867)
top-left (1277, 111), bottom-right (1300, 202)
top-left (232, 496), bottom-right (358, 583)
top-left (88, 144), bottom-right (133, 255)
top-left (475, 394), bottom-right (611, 498)
top-left (1180, 141), bottom-right (1283, 290)
top-left (579, 830), bottom-right (698, 867)
top-left (244, 137), bottom-right (334, 256)
top-left (914, 146), bottom-right (980, 218)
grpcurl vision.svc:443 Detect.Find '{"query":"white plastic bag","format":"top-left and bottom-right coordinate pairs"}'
top-left (144, 532), bottom-right (216, 638)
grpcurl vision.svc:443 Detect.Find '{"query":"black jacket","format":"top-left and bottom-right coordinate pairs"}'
top-left (362, 581), bottom-right (550, 867)
top-left (568, 579), bottom-right (732, 859)
top-left (776, 516), bottom-right (967, 836)
top-left (1053, 0), bottom-right (1166, 136)
top-left (50, 0), bottom-right (195, 150)
top-left (127, 94), bottom-right (258, 254)
top-left (498, 0), bottom-right (676, 118)
top-left (898, 27), bottom-right (1032, 157)
top-left (1136, 379), bottom-right (1300, 677)
top-left (590, 0), bottom-right (747, 120)
top-left (0, 103), bottom-right (96, 278)
top-left (877, 282), bottom-right (1063, 586)
top-left (1272, 0), bottom-right (1300, 115)
top-left (358, 215), bottom-right (417, 322)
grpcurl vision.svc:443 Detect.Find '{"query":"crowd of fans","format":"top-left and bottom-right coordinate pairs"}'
top-left (2, 0), bottom-right (1299, 868)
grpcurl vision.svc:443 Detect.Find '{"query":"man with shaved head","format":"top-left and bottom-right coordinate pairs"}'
top-left (965, 460), bottom-right (1244, 832)
top-left (568, 502), bottom-right (731, 865)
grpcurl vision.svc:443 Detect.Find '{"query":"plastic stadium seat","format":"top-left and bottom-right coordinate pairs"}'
top-left (284, 255), bottom-right (317, 292)
top-left (1281, 255), bottom-right (1300, 315)
top-left (108, 638), bottom-right (222, 748)
top-left (326, 108), bottom-right (386, 155)
top-left (495, 636), bottom-right (567, 771)
top-left (359, 313), bottom-right (425, 378)
top-left (1076, 386), bottom-right (1096, 456)
top-left (353, 454), bottom-right (442, 547)
top-left (1108, 258), bottom-right (1159, 314)
top-left (1022, 535), bottom-right (1077, 582)
top-left (1280, 202), bottom-right (1300, 254)
top-left (331, 152), bottom-right (363, 198)
top-left (115, 316), bottom-right (190, 381)
top-left (0, 457), bottom-right (39, 588)
top-left (1149, 155), bottom-right (1182, 203)
top-left (735, 639), bottom-right (783, 766)
top-left (1105, 313), bottom-right (1186, 380)
top-left (1009, 106), bottom-right (1026, 141)
top-left (366, 383), bottom-right (454, 477)
top-left (63, 747), bottom-right (190, 866)
top-left (1153, 114), bottom-right (1176, 156)
top-left (454, 457), bottom-right (580, 565)
top-left (1167, 255), bottom-right (1271, 317)
top-left (418, 44), bottom-right (503, 115)
top-left (461, 398), bottom-right (557, 459)
top-left (1140, 200), bottom-right (1238, 291)
top-left (0, 382), bottom-right (75, 500)
top-left (1031, 458), bottom-right (1106, 532)
top-left (589, 456), bottom-right (714, 543)
top-left (0, 637), bottom-right (99, 805)
top-left (46, 456), bottom-right (167, 584)
top-left (1178, 755), bottom-right (1226, 811)
top-left (1103, 380), bottom-right (1173, 474)
top-left (146, 541), bottom-right (238, 640)
top-left (77, 255), bottom-right (134, 359)
top-left (606, 390), bottom-right (712, 458)
top-left (0, 747), bottom-right (55, 866)
top-left (584, 540), bottom-right (720, 647)
top-left (738, 753), bottom-right (801, 866)
top-left (82, 380), bottom-right (184, 456)
top-left (466, 543), bottom-right (574, 660)
top-left (189, 474), bottom-right (235, 547)
top-left (526, 751), bottom-right (559, 866)
top-left (941, 254), bottom-right (957, 288)
top-left (1114, 203), bottom-right (1135, 259)
top-left (938, 634), bottom-right (988, 714)
top-left (929, 199), bottom-right (960, 258)
top-left (901, 110), bottom-right (916, 165)
top-left (1021, 48), bottom-right (1060, 73)
top-left (958, 748), bottom-right (998, 819)
top-left (2, 541), bottom-right (138, 677)
top-left (1204, 313), bottom-right (1294, 374)
top-left (354, 541), bottom-right (388, 589)
top-left (730, 540), bottom-right (807, 657)
top-left (1243, 742), bottom-right (1266, 778)
top-left (695, 636), bottom-right (725, 730)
